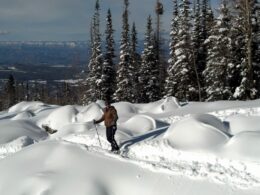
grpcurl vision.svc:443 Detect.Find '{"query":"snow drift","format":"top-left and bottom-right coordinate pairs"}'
top-left (225, 115), bottom-right (260, 135)
top-left (0, 98), bottom-right (260, 195)
top-left (0, 119), bottom-right (47, 144)
top-left (220, 131), bottom-right (260, 161)
top-left (136, 96), bottom-right (180, 114)
top-left (40, 105), bottom-right (78, 130)
top-left (119, 114), bottom-right (156, 136)
top-left (164, 114), bottom-right (230, 151)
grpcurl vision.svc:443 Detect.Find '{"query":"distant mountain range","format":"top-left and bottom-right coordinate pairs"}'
top-left (0, 41), bottom-right (90, 66)
top-left (0, 40), bottom-right (169, 66)
top-left (0, 40), bottom-right (169, 85)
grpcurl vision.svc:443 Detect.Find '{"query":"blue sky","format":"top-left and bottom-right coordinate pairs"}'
top-left (0, 0), bottom-right (220, 41)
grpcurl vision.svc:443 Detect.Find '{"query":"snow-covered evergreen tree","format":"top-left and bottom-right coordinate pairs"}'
top-left (229, 2), bottom-right (246, 99)
top-left (196, 0), bottom-right (215, 100)
top-left (192, 0), bottom-right (202, 75)
top-left (251, 0), bottom-right (260, 97)
top-left (169, 0), bottom-right (198, 101)
top-left (165, 0), bottom-right (179, 97)
top-left (201, 0), bottom-right (215, 46)
top-left (101, 9), bottom-right (116, 101)
top-left (114, 0), bottom-right (134, 102)
top-left (203, 0), bottom-right (233, 101)
top-left (139, 16), bottom-right (160, 103)
top-left (191, 0), bottom-right (204, 101)
top-left (233, 0), bottom-right (259, 99)
top-left (130, 23), bottom-right (141, 103)
top-left (85, 0), bottom-right (103, 103)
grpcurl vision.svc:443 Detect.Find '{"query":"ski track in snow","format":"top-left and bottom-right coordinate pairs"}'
top-left (61, 133), bottom-right (260, 189)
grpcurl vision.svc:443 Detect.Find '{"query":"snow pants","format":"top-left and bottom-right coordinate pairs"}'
top-left (106, 125), bottom-right (119, 151)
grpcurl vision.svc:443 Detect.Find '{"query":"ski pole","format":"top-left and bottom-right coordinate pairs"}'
top-left (94, 121), bottom-right (102, 148)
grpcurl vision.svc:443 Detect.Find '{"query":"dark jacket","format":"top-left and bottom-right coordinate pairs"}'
top-left (96, 106), bottom-right (118, 127)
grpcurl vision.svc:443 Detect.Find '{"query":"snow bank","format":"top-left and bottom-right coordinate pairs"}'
top-left (41, 105), bottom-right (78, 130)
top-left (225, 115), bottom-right (260, 135)
top-left (1, 99), bottom-right (260, 195)
top-left (50, 122), bottom-right (95, 138)
top-left (164, 114), bottom-right (229, 151)
top-left (0, 120), bottom-right (47, 144)
top-left (114, 102), bottom-right (138, 115)
top-left (119, 115), bottom-right (156, 136)
top-left (220, 132), bottom-right (260, 161)
top-left (0, 136), bottom-right (35, 159)
top-left (136, 96), bottom-right (180, 114)
top-left (8, 101), bottom-right (46, 113)
top-left (76, 103), bottom-right (103, 123)
top-left (0, 140), bottom-right (185, 195)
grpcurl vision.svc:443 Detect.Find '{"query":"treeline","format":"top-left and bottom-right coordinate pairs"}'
top-left (84, 0), bottom-right (259, 103)
top-left (0, 75), bottom-right (84, 110)
top-left (0, 0), bottom-right (259, 110)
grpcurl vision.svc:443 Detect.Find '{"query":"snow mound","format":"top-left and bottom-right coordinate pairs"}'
top-left (0, 136), bottom-right (35, 159)
top-left (225, 115), bottom-right (260, 135)
top-left (137, 96), bottom-right (180, 114)
top-left (0, 140), bottom-right (159, 195)
top-left (114, 102), bottom-right (138, 115)
top-left (41, 105), bottom-right (78, 130)
top-left (0, 120), bottom-right (47, 144)
top-left (8, 101), bottom-right (46, 113)
top-left (120, 115), bottom-right (156, 136)
top-left (76, 103), bottom-right (103, 123)
top-left (50, 122), bottom-right (95, 138)
top-left (11, 111), bottom-right (34, 120)
top-left (164, 114), bottom-right (229, 151)
top-left (160, 96), bottom-right (180, 112)
top-left (220, 132), bottom-right (260, 161)
top-left (0, 141), bottom-right (111, 195)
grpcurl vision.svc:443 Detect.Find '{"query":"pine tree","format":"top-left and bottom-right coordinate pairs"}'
top-left (139, 16), bottom-right (160, 103)
top-left (155, 0), bottom-right (165, 99)
top-left (251, 0), bottom-right (260, 97)
top-left (233, 0), bottom-right (259, 99)
top-left (130, 22), bottom-right (142, 103)
top-left (85, 0), bottom-right (103, 103)
top-left (197, 0), bottom-right (214, 100)
top-left (101, 9), bottom-right (117, 102)
top-left (165, 0), bottom-right (179, 97)
top-left (229, 2), bottom-right (246, 99)
top-left (25, 81), bottom-right (30, 101)
top-left (191, 0), bottom-right (203, 100)
top-left (60, 82), bottom-right (72, 105)
top-left (192, 0), bottom-right (202, 72)
top-left (170, 0), bottom-right (198, 101)
top-left (5, 74), bottom-right (16, 108)
top-left (203, 0), bottom-right (233, 101)
top-left (114, 0), bottom-right (134, 102)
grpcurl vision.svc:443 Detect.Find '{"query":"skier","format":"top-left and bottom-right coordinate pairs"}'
top-left (94, 100), bottom-right (120, 152)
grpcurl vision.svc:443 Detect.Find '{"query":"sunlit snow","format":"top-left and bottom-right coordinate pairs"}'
top-left (0, 98), bottom-right (260, 195)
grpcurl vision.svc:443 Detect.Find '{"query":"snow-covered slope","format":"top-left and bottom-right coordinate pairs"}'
top-left (0, 98), bottom-right (260, 195)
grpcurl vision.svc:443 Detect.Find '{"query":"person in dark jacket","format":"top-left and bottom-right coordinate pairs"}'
top-left (94, 100), bottom-right (119, 152)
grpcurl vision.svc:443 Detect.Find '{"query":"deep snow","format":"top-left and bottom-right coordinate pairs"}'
top-left (0, 98), bottom-right (260, 195)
